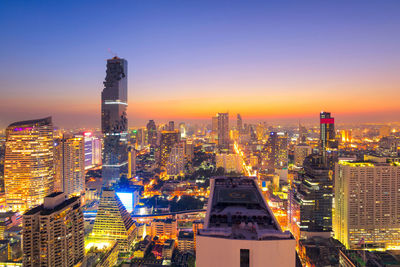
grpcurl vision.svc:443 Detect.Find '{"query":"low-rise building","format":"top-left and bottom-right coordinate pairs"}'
top-left (177, 231), bottom-right (194, 252)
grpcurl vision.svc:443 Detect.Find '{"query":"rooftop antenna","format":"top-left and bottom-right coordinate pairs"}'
top-left (107, 48), bottom-right (118, 58)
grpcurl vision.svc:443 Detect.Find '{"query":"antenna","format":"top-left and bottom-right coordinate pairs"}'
top-left (107, 48), bottom-right (118, 58)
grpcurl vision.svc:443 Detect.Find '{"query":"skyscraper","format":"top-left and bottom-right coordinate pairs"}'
top-left (168, 121), bottom-right (175, 131)
top-left (146, 120), bottom-right (157, 147)
top-left (320, 112), bottom-right (337, 151)
top-left (4, 117), bottom-right (54, 212)
top-left (211, 116), bottom-right (218, 141)
top-left (54, 134), bottom-right (85, 196)
top-left (23, 192), bottom-right (84, 267)
top-left (334, 160), bottom-right (400, 249)
top-left (217, 112), bottom-right (229, 150)
top-left (263, 132), bottom-right (288, 173)
top-left (101, 57), bottom-right (128, 186)
top-left (289, 154), bottom-right (333, 240)
top-left (236, 114), bottom-right (243, 133)
top-left (159, 130), bottom-right (180, 167)
top-left (166, 142), bottom-right (185, 178)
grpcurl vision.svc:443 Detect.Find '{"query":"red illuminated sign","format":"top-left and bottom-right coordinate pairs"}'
top-left (320, 118), bottom-right (334, 124)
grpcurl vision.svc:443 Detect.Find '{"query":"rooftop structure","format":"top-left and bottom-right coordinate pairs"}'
top-left (197, 176), bottom-right (295, 267)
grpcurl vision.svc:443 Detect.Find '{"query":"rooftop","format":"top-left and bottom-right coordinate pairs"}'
top-left (8, 116), bottom-right (52, 128)
top-left (199, 176), bottom-right (293, 241)
top-left (24, 195), bottom-right (80, 216)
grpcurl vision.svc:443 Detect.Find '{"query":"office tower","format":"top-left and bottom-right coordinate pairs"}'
top-left (320, 112), bottom-right (337, 151)
top-left (263, 132), bottom-right (288, 173)
top-left (54, 134), bottom-right (85, 196)
top-left (127, 146), bottom-right (136, 179)
top-left (136, 128), bottom-right (147, 149)
top-left (196, 177), bottom-right (295, 267)
top-left (294, 143), bottom-right (312, 167)
top-left (256, 123), bottom-right (265, 141)
top-left (334, 160), bottom-right (400, 249)
top-left (179, 122), bottom-right (186, 138)
top-left (185, 140), bottom-right (194, 161)
top-left (101, 57), bottom-right (128, 186)
top-left (83, 132), bottom-right (102, 169)
top-left (91, 189), bottom-right (135, 252)
top-left (166, 142), bottom-right (185, 178)
top-left (215, 153), bottom-right (243, 173)
top-left (4, 117), bottom-right (54, 212)
top-left (23, 192), bottom-right (84, 267)
top-left (299, 123), bottom-right (308, 143)
top-left (159, 130), bottom-right (180, 166)
top-left (217, 112), bottom-right (229, 150)
top-left (150, 218), bottom-right (178, 240)
top-left (168, 121), bottom-right (175, 131)
top-left (236, 114), bottom-right (243, 133)
top-left (289, 154), bottom-right (332, 240)
top-left (211, 116), bottom-right (218, 141)
top-left (146, 120), bottom-right (157, 147)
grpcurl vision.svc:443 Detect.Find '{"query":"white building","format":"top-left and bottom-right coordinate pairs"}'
top-left (334, 160), bottom-right (400, 249)
top-left (196, 176), bottom-right (296, 267)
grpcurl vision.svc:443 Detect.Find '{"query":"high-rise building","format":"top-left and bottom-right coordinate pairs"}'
top-left (184, 140), bottom-right (194, 161)
top-left (168, 121), bottom-right (175, 131)
top-left (91, 189), bottom-right (135, 252)
top-left (101, 57), bottom-right (128, 186)
top-left (159, 130), bottom-right (180, 166)
top-left (211, 116), bottom-right (218, 141)
top-left (166, 142), bottom-right (185, 178)
top-left (127, 146), bottom-right (136, 179)
top-left (54, 134), bottom-right (85, 196)
top-left (196, 176), bottom-right (295, 267)
top-left (179, 122), bottom-right (186, 138)
top-left (146, 120), bottom-right (157, 147)
top-left (23, 192), bottom-right (84, 267)
top-left (294, 143), bottom-right (312, 167)
top-left (236, 114), bottom-right (243, 133)
top-left (263, 132), bottom-right (288, 173)
top-left (83, 132), bottom-right (102, 169)
top-left (334, 160), bottom-right (400, 249)
top-left (215, 153), bottom-right (243, 173)
top-left (4, 117), bottom-right (54, 212)
top-left (289, 154), bottom-right (333, 240)
top-left (217, 113), bottom-right (229, 150)
top-left (299, 123), bottom-right (308, 143)
top-left (320, 112), bottom-right (337, 151)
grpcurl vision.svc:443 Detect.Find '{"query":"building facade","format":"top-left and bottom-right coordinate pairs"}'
top-left (91, 189), bottom-right (135, 252)
top-left (23, 192), bottom-right (84, 267)
top-left (4, 117), bottom-right (54, 212)
top-left (334, 160), bottom-right (400, 249)
top-left (101, 57), bottom-right (128, 186)
top-left (217, 113), bottom-right (229, 150)
top-left (54, 134), bottom-right (85, 196)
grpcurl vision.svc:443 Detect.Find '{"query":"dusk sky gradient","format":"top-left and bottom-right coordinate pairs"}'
top-left (1, 0), bottom-right (400, 129)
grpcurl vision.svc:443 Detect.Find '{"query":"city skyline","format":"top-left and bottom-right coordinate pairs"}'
top-left (1, 1), bottom-right (400, 128)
